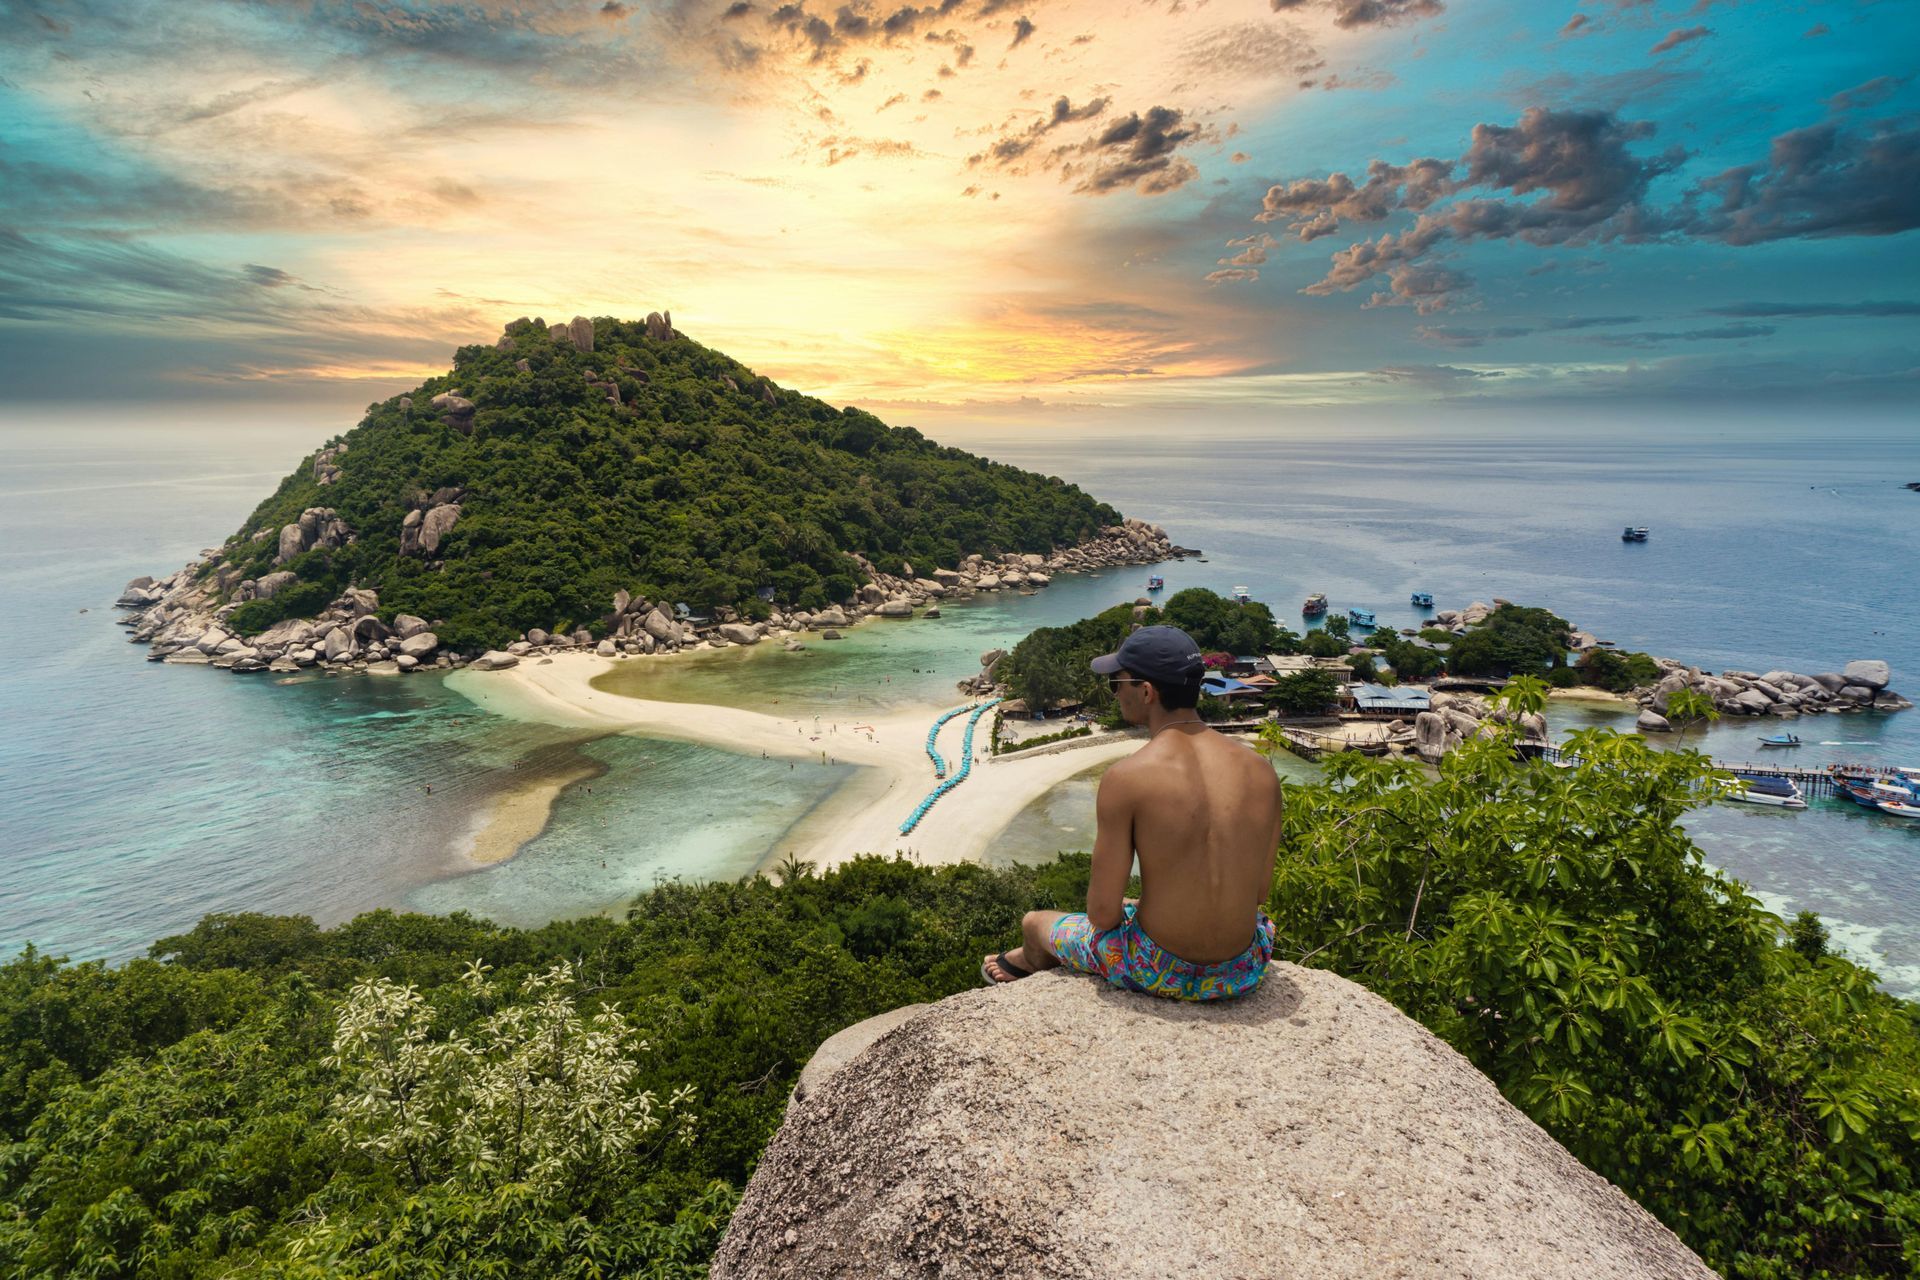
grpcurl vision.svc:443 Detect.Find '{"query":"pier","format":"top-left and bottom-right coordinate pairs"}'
top-left (1538, 745), bottom-right (1906, 798)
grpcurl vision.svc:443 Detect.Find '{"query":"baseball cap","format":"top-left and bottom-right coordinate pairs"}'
top-left (1090, 625), bottom-right (1205, 684)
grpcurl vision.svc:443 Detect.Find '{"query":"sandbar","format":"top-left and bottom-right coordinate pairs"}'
top-left (459, 652), bottom-right (1142, 870)
top-left (462, 750), bottom-right (608, 864)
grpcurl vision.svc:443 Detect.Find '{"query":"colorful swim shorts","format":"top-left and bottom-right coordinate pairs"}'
top-left (1048, 905), bottom-right (1274, 1002)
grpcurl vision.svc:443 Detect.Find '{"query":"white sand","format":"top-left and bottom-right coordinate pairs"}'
top-left (468, 652), bottom-right (1141, 869)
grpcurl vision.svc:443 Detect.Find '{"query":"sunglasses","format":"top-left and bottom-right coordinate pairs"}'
top-left (1108, 674), bottom-right (1146, 690)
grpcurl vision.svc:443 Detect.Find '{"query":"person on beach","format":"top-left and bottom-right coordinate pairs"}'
top-left (981, 625), bottom-right (1282, 1002)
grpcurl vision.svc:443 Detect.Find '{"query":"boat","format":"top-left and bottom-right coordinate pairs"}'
top-left (1879, 799), bottom-right (1920, 820)
top-left (1232, 585), bottom-right (1251, 603)
top-left (1302, 592), bottom-right (1329, 618)
top-left (1871, 779), bottom-right (1918, 802)
top-left (1727, 774), bottom-right (1806, 809)
top-left (1410, 591), bottom-right (1434, 609)
top-left (1757, 733), bottom-right (1801, 747)
top-left (1838, 783), bottom-right (1885, 811)
top-left (1146, 574), bottom-right (1164, 592)
top-left (1621, 526), bottom-right (1649, 542)
top-left (1347, 607), bottom-right (1376, 628)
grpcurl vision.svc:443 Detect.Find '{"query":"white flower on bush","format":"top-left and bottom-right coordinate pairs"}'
top-left (324, 959), bottom-right (693, 1191)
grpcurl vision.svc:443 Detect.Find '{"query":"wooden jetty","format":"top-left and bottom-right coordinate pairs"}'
top-left (1539, 745), bottom-right (1905, 799)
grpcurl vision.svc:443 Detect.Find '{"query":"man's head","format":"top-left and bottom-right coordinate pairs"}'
top-left (1090, 625), bottom-right (1205, 723)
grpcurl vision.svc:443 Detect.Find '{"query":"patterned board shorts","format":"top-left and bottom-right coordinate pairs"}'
top-left (1049, 904), bottom-right (1274, 1002)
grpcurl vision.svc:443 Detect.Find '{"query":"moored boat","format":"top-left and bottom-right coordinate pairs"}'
top-left (1302, 592), bottom-right (1329, 618)
top-left (1877, 799), bottom-right (1920, 821)
top-left (1838, 783), bottom-right (1885, 810)
top-left (1621, 526), bottom-right (1649, 542)
top-left (1348, 606), bottom-right (1376, 628)
top-left (1727, 774), bottom-right (1806, 809)
top-left (1146, 574), bottom-right (1164, 592)
top-left (1410, 591), bottom-right (1434, 608)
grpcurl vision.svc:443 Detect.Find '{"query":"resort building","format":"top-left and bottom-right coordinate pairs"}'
top-left (1342, 683), bottom-right (1433, 717)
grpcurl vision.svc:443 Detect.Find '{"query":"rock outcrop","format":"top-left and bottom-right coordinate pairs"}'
top-left (1637, 659), bottom-right (1908, 718)
top-left (714, 970), bottom-right (1712, 1280)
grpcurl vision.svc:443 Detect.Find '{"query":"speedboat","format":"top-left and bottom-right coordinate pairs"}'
top-left (1348, 607), bottom-right (1377, 628)
top-left (1727, 775), bottom-right (1806, 809)
top-left (1757, 733), bottom-right (1801, 747)
top-left (1878, 799), bottom-right (1920, 821)
top-left (1302, 592), bottom-right (1329, 618)
top-left (1621, 526), bottom-right (1649, 542)
top-left (1146, 574), bottom-right (1164, 592)
top-left (1410, 591), bottom-right (1434, 609)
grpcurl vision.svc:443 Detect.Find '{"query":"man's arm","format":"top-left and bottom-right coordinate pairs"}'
top-left (1086, 769), bottom-right (1134, 932)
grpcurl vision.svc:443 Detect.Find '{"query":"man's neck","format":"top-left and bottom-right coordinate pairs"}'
top-left (1145, 706), bottom-right (1205, 737)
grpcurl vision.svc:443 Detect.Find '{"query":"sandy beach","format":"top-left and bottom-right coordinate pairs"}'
top-left (454, 652), bottom-right (1143, 870)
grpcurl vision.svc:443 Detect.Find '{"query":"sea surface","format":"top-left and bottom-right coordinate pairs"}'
top-left (2, 412), bottom-right (1916, 991)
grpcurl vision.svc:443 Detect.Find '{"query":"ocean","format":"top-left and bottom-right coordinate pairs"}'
top-left (2, 411), bottom-right (1916, 991)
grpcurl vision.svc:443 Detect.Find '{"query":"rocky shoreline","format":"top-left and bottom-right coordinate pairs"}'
top-left (116, 518), bottom-right (1180, 678)
top-left (1629, 658), bottom-right (1911, 730)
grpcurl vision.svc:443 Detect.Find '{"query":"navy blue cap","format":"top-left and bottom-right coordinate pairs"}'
top-left (1091, 625), bottom-right (1205, 684)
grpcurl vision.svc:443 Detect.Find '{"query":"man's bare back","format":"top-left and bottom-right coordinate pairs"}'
top-left (984, 624), bottom-right (1284, 998)
top-left (1102, 722), bottom-right (1282, 964)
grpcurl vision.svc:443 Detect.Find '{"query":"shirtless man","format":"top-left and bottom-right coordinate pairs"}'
top-left (982, 625), bottom-right (1283, 1001)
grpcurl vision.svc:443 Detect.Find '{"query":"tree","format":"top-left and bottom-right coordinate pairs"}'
top-left (1267, 669), bottom-right (1341, 716)
top-left (1788, 911), bottom-right (1829, 962)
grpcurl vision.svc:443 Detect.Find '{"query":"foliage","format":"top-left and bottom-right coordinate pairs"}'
top-left (1302, 628), bottom-right (1350, 658)
top-left (1789, 911), bottom-right (1831, 963)
top-left (1158, 588), bottom-right (1297, 656)
top-left (1271, 691), bottom-right (1920, 1278)
top-left (1377, 633), bottom-right (1446, 682)
top-left (1444, 604), bottom-right (1573, 677)
top-left (0, 857), bottom-right (1100, 1278)
top-left (210, 318), bottom-right (1120, 649)
top-left (1266, 669), bottom-right (1342, 716)
top-left (1577, 647), bottom-right (1666, 693)
top-left (1667, 688), bottom-right (1720, 728)
top-left (999, 601), bottom-right (1142, 714)
top-left (995, 725), bottom-right (1094, 755)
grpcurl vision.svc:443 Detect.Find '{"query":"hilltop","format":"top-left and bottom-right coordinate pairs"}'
top-left (115, 313), bottom-right (1172, 666)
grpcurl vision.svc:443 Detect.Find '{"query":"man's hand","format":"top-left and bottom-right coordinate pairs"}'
top-left (1086, 770), bottom-right (1134, 932)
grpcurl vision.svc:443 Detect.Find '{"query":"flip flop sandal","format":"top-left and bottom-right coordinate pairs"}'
top-left (981, 950), bottom-right (1035, 986)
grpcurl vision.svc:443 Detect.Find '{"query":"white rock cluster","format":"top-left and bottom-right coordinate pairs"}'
top-left (120, 575), bottom-right (446, 676)
top-left (1634, 658), bottom-right (1909, 726)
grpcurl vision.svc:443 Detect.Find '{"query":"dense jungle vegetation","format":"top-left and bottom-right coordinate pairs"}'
top-left (214, 317), bottom-right (1120, 650)
top-left (4, 692), bottom-right (1916, 1277)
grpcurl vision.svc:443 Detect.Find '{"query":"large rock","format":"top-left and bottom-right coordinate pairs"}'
top-left (714, 971), bottom-right (1712, 1280)
top-left (322, 628), bottom-right (353, 661)
top-left (398, 632), bottom-right (439, 659)
top-left (470, 650), bottom-right (519, 671)
top-left (1636, 709), bottom-right (1672, 733)
top-left (874, 601), bottom-right (914, 618)
top-left (1413, 710), bottom-right (1448, 762)
top-left (718, 622), bottom-right (763, 645)
top-left (812, 606), bottom-right (850, 629)
top-left (390, 613), bottom-right (430, 639)
top-left (1725, 689), bottom-right (1773, 715)
top-left (641, 608), bottom-right (677, 642)
top-left (417, 503), bottom-right (460, 555)
top-left (1842, 659), bottom-right (1890, 691)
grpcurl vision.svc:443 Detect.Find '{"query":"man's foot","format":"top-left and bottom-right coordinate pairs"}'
top-left (981, 949), bottom-right (1034, 986)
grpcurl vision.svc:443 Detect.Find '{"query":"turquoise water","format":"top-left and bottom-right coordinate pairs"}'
top-left (2, 412), bottom-right (1916, 992)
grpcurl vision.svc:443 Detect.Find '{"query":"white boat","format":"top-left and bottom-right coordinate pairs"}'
top-left (1726, 775), bottom-right (1806, 809)
top-left (1878, 800), bottom-right (1920, 821)
top-left (1870, 779), bottom-right (1918, 802)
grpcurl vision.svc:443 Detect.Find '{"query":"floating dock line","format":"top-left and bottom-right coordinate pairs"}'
top-left (923, 703), bottom-right (975, 779)
top-left (900, 698), bottom-right (1003, 835)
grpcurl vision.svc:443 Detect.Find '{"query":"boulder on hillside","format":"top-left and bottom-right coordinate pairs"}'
top-left (713, 971), bottom-right (1713, 1280)
top-left (398, 632), bottom-right (439, 659)
top-left (390, 613), bottom-right (430, 639)
top-left (718, 622), bottom-right (763, 645)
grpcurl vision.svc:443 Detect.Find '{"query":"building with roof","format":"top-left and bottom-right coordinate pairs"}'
top-left (1343, 683), bottom-right (1433, 715)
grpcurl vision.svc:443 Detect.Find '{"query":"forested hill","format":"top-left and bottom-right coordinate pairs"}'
top-left (205, 314), bottom-right (1121, 650)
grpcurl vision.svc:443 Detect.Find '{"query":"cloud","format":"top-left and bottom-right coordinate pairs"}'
top-left (1072, 106), bottom-right (1206, 195)
top-left (1691, 117), bottom-right (1920, 244)
top-left (1267, 0), bottom-right (1444, 31)
top-left (1558, 14), bottom-right (1589, 38)
top-left (1414, 314), bottom-right (1642, 346)
top-left (1371, 364), bottom-right (1502, 385)
top-left (1262, 106), bottom-right (1919, 313)
top-left (970, 95), bottom-right (1109, 166)
top-left (1827, 76), bottom-right (1907, 115)
top-left (1205, 268), bottom-right (1260, 283)
top-left (1649, 26), bottom-right (1711, 55)
top-left (1584, 323), bottom-right (1774, 348)
top-left (1009, 16), bottom-right (1034, 48)
top-left (1217, 232), bottom-right (1277, 266)
top-left (1705, 300), bottom-right (1920, 318)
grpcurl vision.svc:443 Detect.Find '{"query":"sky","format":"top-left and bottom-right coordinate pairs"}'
top-left (1, 0), bottom-right (1916, 428)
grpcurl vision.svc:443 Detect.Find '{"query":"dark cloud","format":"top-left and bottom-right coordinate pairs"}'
top-left (1268, 0), bottom-right (1444, 30)
top-left (970, 95), bottom-right (1109, 166)
top-left (1649, 26), bottom-right (1711, 55)
top-left (1009, 16), bottom-right (1034, 48)
top-left (1360, 262), bottom-right (1472, 313)
top-left (1263, 106), bottom-right (1918, 313)
top-left (1691, 117), bottom-right (1920, 244)
top-left (1585, 323), bottom-right (1774, 348)
top-left (1827, 76), bottom-right (1907, 115)
top-left (1414, 314), bottom-right (1642, 347)
top-left (1706, 300), bottom-right (1920, 318)
top-left (1218, 232), bottom-right (1277, 266)
top-left (1072, 106), bottom-right (1206, 195)
top-left (599, 2), bottom-right (632, 19)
